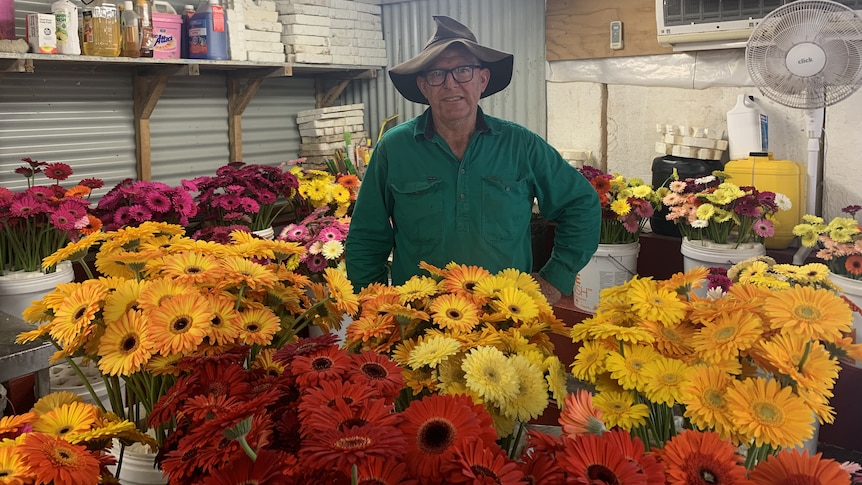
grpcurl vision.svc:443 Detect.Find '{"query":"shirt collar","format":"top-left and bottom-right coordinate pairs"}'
top-left (416, 107), bottom-right (493, 140)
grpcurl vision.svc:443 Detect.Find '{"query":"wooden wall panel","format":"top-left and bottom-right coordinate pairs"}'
top-left (546, 0), bottom-right (673, 61)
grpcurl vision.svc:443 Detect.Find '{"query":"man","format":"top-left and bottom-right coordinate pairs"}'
top-left (345, 16), bottom-right (600, 305)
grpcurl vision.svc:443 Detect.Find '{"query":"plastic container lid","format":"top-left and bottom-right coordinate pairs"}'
top-left (123, 0), bottom-right (133, 10)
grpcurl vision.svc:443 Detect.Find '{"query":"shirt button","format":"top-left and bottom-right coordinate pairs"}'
top-left (460, 169), bottom-right (466, 174)
top-left (460, 193), bottom-right (465, 199)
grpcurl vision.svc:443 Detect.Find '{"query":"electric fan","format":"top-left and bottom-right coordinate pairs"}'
top-left (745, 0), bottom-right (862, 222)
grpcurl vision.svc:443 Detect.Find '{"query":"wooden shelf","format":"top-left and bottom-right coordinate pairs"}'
top-left (0, 52), bottom-right (381, 178)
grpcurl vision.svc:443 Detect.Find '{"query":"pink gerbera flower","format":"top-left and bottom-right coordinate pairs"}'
top-left (50, 209), bottom-right (78, 231)
top-left (146, 191), bottom-right (172, 213)
top-left (281, 224), bottom-right (309, 241)
top-left (753, 218), bottom-right (775, 238)
top-left (306, 254), bottom-right (328, 272)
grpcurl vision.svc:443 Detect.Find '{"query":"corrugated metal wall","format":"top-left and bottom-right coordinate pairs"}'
top-left (342, 0), bottom-right (547, 142)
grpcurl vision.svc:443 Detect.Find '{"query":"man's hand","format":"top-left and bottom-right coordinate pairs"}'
top-left (532, 273), bottom-right (562, 307)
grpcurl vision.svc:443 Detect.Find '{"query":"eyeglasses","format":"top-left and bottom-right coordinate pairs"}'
top-left (421, 65), bottom-right (483, 86)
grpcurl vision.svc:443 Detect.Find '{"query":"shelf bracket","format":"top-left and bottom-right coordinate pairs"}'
top-left (133, 70), bottom-right (172, 181)
top-left (313, 68), bottom-right (376, 108)
top-left (226, 67), bottom-right (289, 162)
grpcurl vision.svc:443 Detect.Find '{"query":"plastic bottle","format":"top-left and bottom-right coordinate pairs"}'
top-left (52, 0), bottom-right (82, 54)
top-left (134, 0), bottom-right (154, 57)
top-left (726, 94), bottom-right (768, 161)
top-left (181, 4), bottom-right (194, 58)
top-left (188, 0), bottom-right (228, 60)
top-left (120, 0), bottom-right (140, 57)
top-left (81, 0), bottom-right (120, 57)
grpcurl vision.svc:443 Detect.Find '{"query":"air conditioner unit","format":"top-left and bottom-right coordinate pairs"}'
top-left (657, 0), bottom-right (862, 52)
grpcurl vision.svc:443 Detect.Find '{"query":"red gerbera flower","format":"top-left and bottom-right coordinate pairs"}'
top-left (845, 255), bottom-right (862, 276)
top-left (18, 432), bottom-right (102, 485)
top-left (355, 457), bottom-right (419, 485)
top-left (604, 428), bottom-right (665, 485)
top-left (660, 430), bottom-right (751, 485)
top-left (43, 162), bottom-right (73, 181)
top-left (443, 437), bottom-right (525, 484)
top-left (557, 431), bottom-right (649, 485)
top-left (202, 450), bottom-right (295, 485)
top-left (300, 424), bottom-right (407, 474)
top-left (518, 432), bottom-right (567, 485)
top-left (349, 350), bottom-right (405, 402)
top-left (301, 393), bottom-right (400, 437)
top-left (748, 449), bottom-right (850, 485)
top-left (299, 379), bottom-right (380, 422)
top-left (80, 177), bottom-right (105, 189)
top-left (398, 394), bottom-right (499, 481)
top-left (291, 346), bottom-right (351, 388)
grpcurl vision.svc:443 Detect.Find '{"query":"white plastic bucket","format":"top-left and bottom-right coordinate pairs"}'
top-left (829, 273), bottom-right (862, 369)
top-left (251, 226), bottom-right (275, 240)
top-left (51, 358), bottom-right (124, 409)
top-left (680, 238), bottom-right (766, 272)
top-left (308, 313), bottom-right (351, 346)
top-left (0, 261), bottom-right (74, 320)
top-left (573, 242), bottom-right (640, 314)
top-left (108, 440), bottom-right (167, 485)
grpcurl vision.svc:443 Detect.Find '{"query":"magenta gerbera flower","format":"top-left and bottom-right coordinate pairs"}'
top-left (10, 195), bottom-right (43, 217)
top-left (306, 254), bottom-right (328, 272)
top-left (146, 191), bottom-right (172, 213)
top-left (50, 209), bottom-right (78, 231)
top-left (43, 162), bottom-right (73, 181)
top-left (280, 224), bottom-right (309, 241)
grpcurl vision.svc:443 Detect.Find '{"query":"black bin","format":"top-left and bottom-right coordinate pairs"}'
top-left (651, 155), bottom-right (725, 237)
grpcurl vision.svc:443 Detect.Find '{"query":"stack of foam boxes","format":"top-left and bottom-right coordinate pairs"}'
top-left (224, 0), bottom-right (286, 62)
top-left (275, 0), bottom-right (387, 65)
top-left (297, 103), bottom-right (368, 168)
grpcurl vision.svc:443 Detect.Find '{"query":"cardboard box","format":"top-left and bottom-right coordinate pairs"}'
top-left (26, 13), bottom-right (57, 54)
top-left (152, 12), bottom-right (181, 59)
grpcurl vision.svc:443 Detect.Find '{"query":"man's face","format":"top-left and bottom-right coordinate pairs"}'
top-left (416, 44), bottom-right (490, 125)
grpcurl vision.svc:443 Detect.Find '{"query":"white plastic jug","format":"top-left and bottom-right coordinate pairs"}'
top-left (727, 94), bottom-right (768, 161)
top-left (52, 0), bottom-right (82, 54)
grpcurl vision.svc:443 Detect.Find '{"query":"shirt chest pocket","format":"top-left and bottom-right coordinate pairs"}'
top-left (391, 179), bottom-right (443, 244)
top-left (481, 177), bottom-right (530, 242)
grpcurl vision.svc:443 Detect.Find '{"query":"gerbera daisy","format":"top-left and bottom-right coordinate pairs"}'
top-left (407, 335), bottom-right (462, 369)
top-left (235, 306), bottom-right (281, 346)
top-left (627, 276), bottom-right (689, 324)
top-left (156, 251), bottom-right (224, 286)
top-left (640, 319), bottom-right (695, 357)
top-left (748, 449), bottom-right (850, 485)
top-left (691, 310), bottom-right (763, 363)
top-left (292, 346), bottom-right (351, 388)
top-left (443, 437), bottom-right (525, 484)
top-left (497, 354), bottom-right (549, 422)
top-left (218, 255), bottom-right (277, 291)
top-left (725, 377), bottom-right (815, 449)
top-left (441, 264), bottom-right (492, 296)
top-left (605, 344), bottom-right (659, 392)
top-left (491, 287), bottom-right (540, 323)
top-left (681, 366), bottom-right (735, 439)
top-left (18, 432), bottom-right (101, 485)
top-left (323, 267), bottom-right (359, 316)
top-left (661, 430), bottom-right (753, 485)
top-left (300, 424), bottom-right (407, 472)
top-left (571, 340), bottom-right (609, 383)
top-left (559, 389), bottom-right (607, 437)
top-left (641, 356), bottom-right (692, 407)
top-left (592, 390), bottom-right (649, 431)
top-left (350, 351), bottom-right (405, 401)
top-left (556, 431), bottom-right (648, 485)
top-left (461, 346), bottom-right (519, 405)
top-left (97, 309), bottom-right (153, 376)
top-left (49, 284), bottom-right (107, 348)
top-left (146, 293), bottom-right (213, 355)
top-left (429, 293), bottom-right (481, 333)
top-left (0, 445), bottom-right (29, 485)
top-left (762, 285), bottom-right (852, 342)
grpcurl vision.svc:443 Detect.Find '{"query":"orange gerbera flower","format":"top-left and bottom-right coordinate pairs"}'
top-left (748, 449), bottom-right (850, 485)
top-left (661, 430), bottom-right (752, 485)
top-left (18, 432), bottom-right (102, 485)
top-left (556, 431), bottom-right (647, 484)
top-left (442, 436), bottom-right (525, 484)
top-left (558, 389), bottom-right (606, 437)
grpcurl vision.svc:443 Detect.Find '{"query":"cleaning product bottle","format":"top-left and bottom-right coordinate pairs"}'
top-left (726, 94), bottom-right (768, 161)
top-left (188, 0), bottom-right (228, 60)
top-left (52, 0), bottom-right (82, 54)
top-left (181, 4), bottom-right (194, 58)
top-left (81, 0), bottom-right (120, 56)
top-left (120, 0), bottom-right (140, 57)
top-left (134, 0), bottom-right (154, 57)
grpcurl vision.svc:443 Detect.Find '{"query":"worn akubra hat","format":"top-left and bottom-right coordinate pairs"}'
top-left (388, 16), bottom-right (514, 105)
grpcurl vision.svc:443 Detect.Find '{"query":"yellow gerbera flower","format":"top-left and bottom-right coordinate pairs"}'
top-left (681, 366), bottom-right (735, 439)
top-left (492, 286), bottom-right (540, 324)
top-left (155, 251), bottom-right (224, 286)
top-left (626, 276), bottom-right (688, 325)
top-left (136, 278), bottom-right (196, 313)
top-left (31, 392), bottom-right (84, 415)
top-left (571, 340), bottom-right (609, 383)
top-left (407, 335), bottom-right (462, 369)
top-left (725, 377), bottom-right (815, 449)
top-left (763, 285), bottom-right (852, 342)
top-left (50, 284), bottom-right (108, 348)
top-left (146, 293), bottom-right (213, 355)
top-left (497, 354), bottom-right (548, 422)
top-left (441, 263), bottom-right (492, 296)
top-left (102, 279), bottom-right (147, 324)
top-left (605, 344), bottom-right (659, 392)
top-left (218, 255), bottom-right (278, 291)
top-left (592, 390), bottom-right (649, 431)
top-left (462, 346), bottom-right (519, 405)
top-left (203, 293), bottom-right (241, 345)
top-left (691, 310), bottom-right (763, 363)
top-left (236, 305), bottom-right (281, 346)
top-left (429, 293), bottom-right (481, 333)
top-left (32, 401), bottom-right (96, 437)
top-left (323, 267), bottom-right (359, 316)
top-left (640, 320), bottom-right (695, 357)
top-left (98, 309), bottom-right (153, 376)
top-left (754, 334), bottom-right (839, 405)
top-left (0, 445), bottom-right (29, 484)
top-left (641, 356), bottom-right (692, 407)
top-left (544, 355), bottom-right (568, 406)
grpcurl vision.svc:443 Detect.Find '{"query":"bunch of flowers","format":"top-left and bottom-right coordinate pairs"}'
top-left (793, 204), bottom-right (862, 280)
top-left (568, 266), bottom-right (862, 470)
top-left (286, 160), bottom-right (361, 219)
top-left (343, 261), bottom-right (570, 455)
top-left (0, 391), bottom-right (154, 485)
top-left (277, 206), bottom-right (349, 282)
top-left (705, 255), bottom-right (840, 293)
top-left (662, 171), bottom-right (788, 246)
top-left (182, 161), bottom-right (299, 234)
top-left (0, 158), bottom-right (102, 273)
top-left (578, 165), bottom-right (662, 244)
top-left (15, 221), bottom-right (349, 449)
top-left (92, 178), bottom-right (197, 231)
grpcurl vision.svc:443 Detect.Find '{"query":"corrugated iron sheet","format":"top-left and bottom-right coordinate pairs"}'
top-left (342, 0), bottom-right (547, 142)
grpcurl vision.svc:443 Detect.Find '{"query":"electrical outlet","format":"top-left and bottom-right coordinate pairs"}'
top-left (610, 21), bottom-right (623, 50)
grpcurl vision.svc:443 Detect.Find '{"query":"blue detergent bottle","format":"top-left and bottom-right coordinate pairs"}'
top-left (188, 0), bottom-right (228, 60)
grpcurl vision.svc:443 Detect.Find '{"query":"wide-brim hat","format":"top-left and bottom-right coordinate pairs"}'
top-left (388, 16), bottom-right (514, 105)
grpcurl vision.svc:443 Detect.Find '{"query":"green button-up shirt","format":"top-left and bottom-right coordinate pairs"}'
top-left (345, 108), bottom-right (600, 295)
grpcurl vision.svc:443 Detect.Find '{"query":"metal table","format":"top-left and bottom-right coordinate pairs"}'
top-left (0, 312), bottom-right (53, 400)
